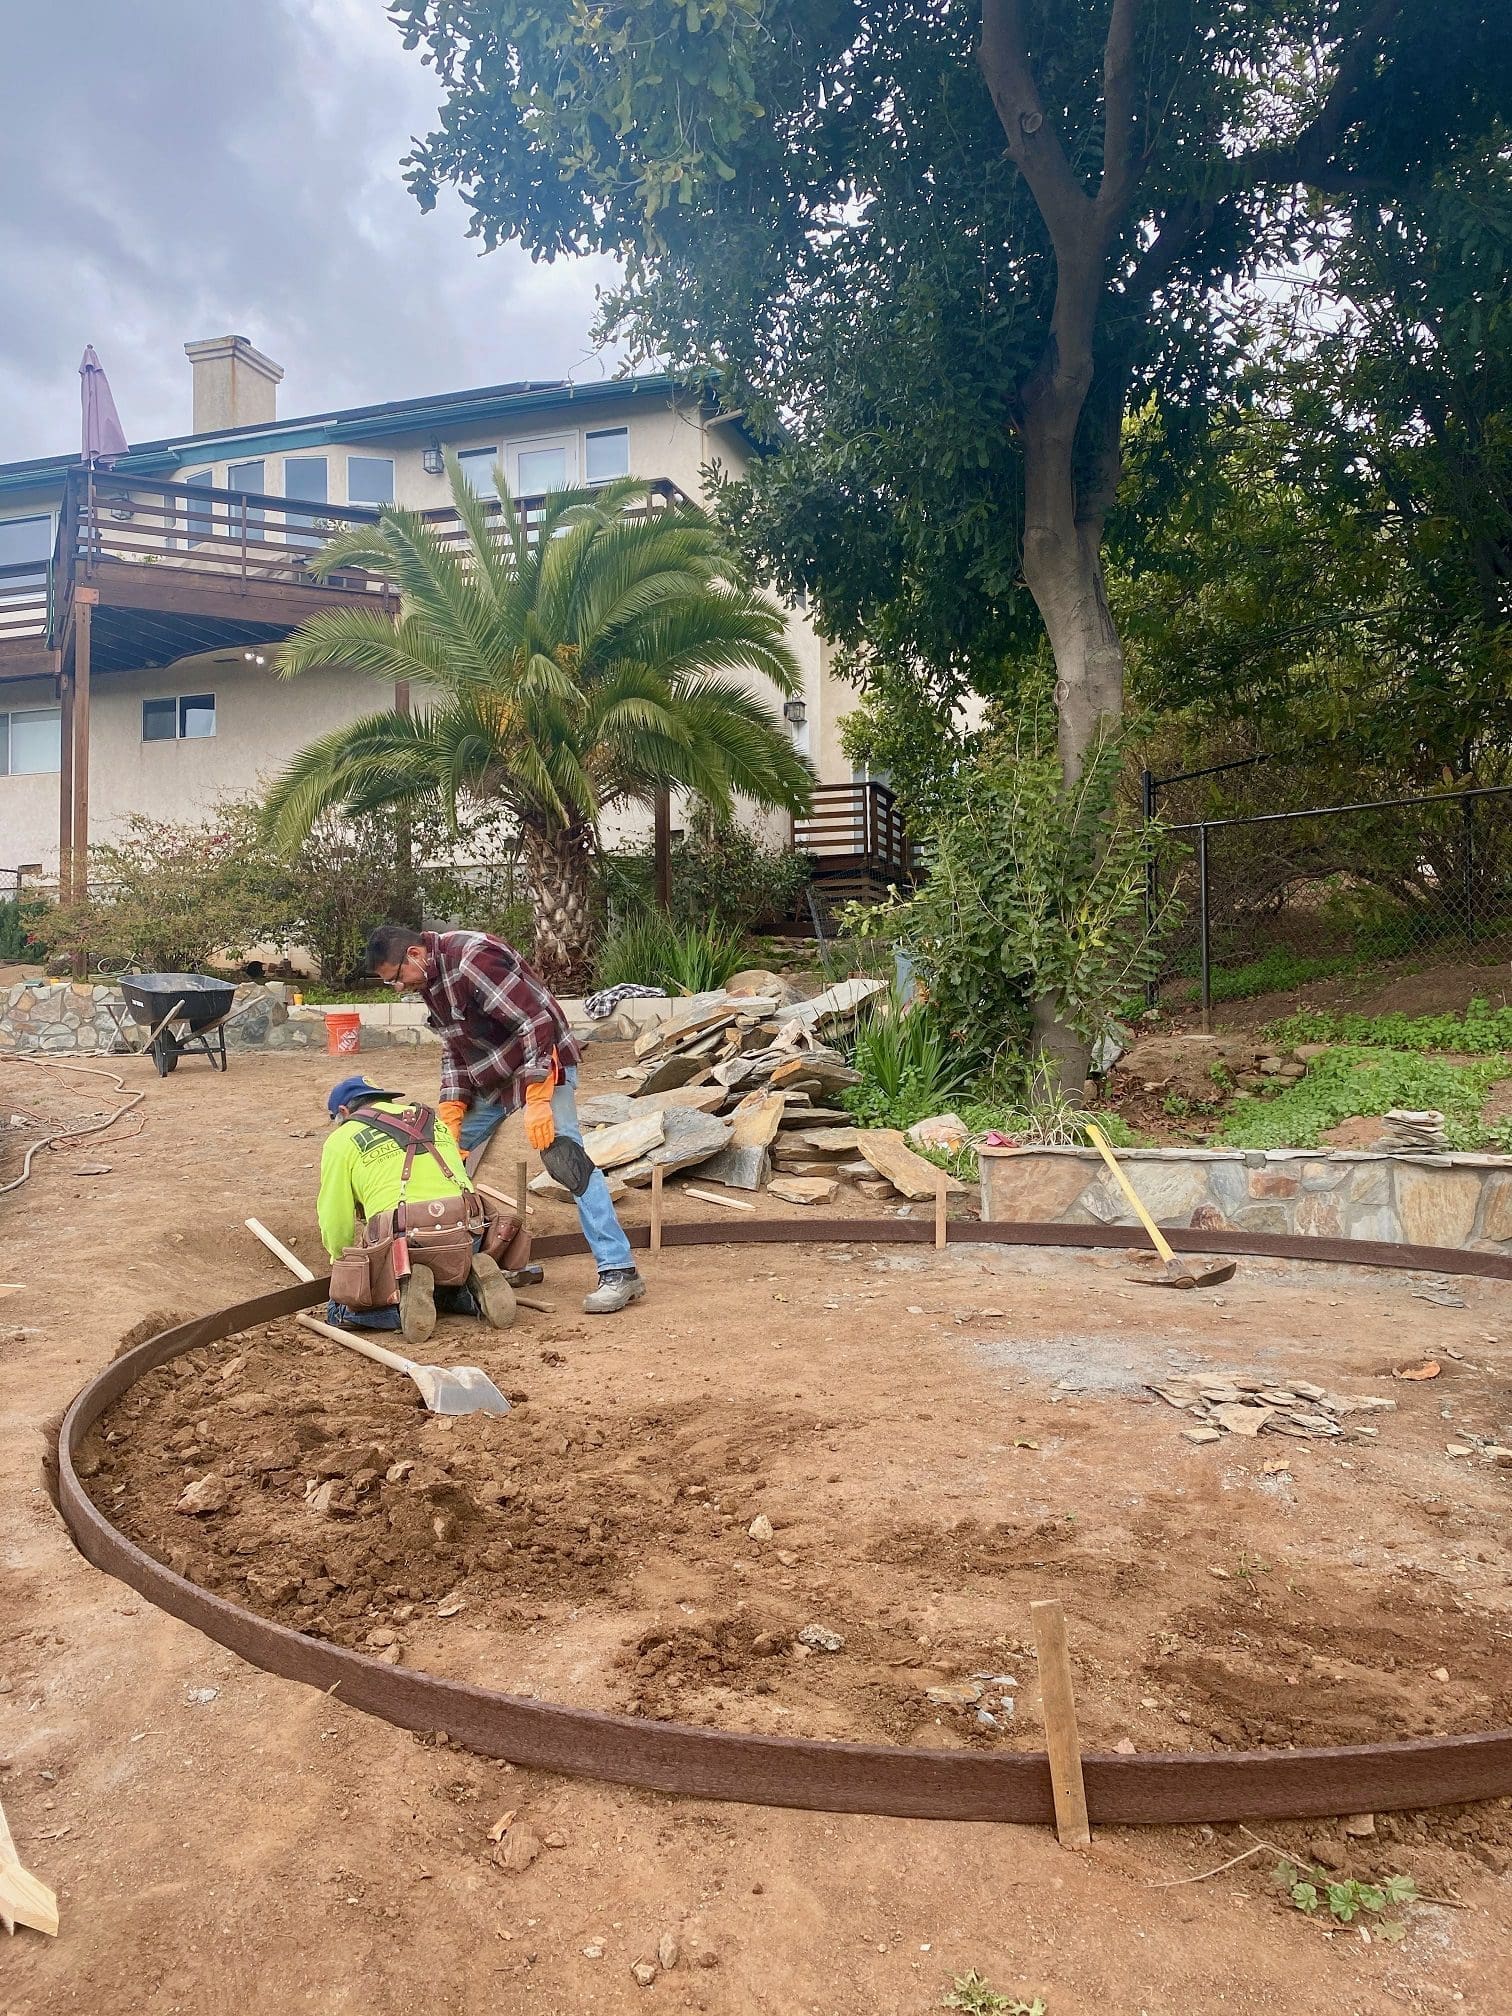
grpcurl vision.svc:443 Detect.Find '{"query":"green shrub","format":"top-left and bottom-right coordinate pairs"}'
top-left (1217, 1046), bottom-right (1509, 1150)
top-left (0, 895), bottom-right (45, 962)
top-left (593, 914), bottom-right (746, 994)
top-left (671, 810), bottom-right (814, 933)
top-left (841, 1000), bottom-right (970, 1130)
top-left (842, 727), bottom-right (1169, 1084)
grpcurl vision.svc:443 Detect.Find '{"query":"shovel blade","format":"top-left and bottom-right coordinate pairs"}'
top-left (409, 1364), bottom-right (513, 1416)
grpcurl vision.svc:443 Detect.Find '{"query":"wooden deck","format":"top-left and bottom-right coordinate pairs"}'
top-left (792, 781), bottom-right (920, 909)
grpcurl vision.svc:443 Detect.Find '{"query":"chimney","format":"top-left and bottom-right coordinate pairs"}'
top-left (184, 335), bottom-right (283, 434)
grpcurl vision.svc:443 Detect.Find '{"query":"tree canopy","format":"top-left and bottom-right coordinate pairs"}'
top-left (391, 1), bottom-right (1512, 768)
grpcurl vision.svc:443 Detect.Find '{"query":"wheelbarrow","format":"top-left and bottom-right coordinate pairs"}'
top-left (118, 972), bottom-right (239, 1076)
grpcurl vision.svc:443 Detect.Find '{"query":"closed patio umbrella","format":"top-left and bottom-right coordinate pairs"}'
top-left (79, 345), bottom-right (128, 464)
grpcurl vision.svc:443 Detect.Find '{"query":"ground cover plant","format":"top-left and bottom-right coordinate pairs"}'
top-left (1216, 1046), bottom-right (1512, 1152)
top-left (1267, 1000), bottom-right (1512, 1055)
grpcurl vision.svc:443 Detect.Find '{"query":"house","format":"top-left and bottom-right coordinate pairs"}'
top-left (0, 337), bottom-right (913, 906)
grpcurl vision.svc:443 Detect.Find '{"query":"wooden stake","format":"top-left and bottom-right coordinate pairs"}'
top-left (649, 1164), bottom-right (664, 1253)
top-left (515, 1158), bottom-right (530, 1223)
top-left (0, 1792), bottom-right (59, 1938)
top-left (683, 1186), bottom-right (756, 1212)
top-left (245, 1216), bottom-right (314, 1282)
top-left (475, 1181), bottom-right (533, 1220)
top-left (934, 1167), bottom-right (948, 1249)
top-left (1030, 1599), bottom-right (1091, 1850)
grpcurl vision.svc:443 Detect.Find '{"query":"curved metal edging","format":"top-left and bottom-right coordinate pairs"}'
top-left (53, 1227), bottom-right (1512, 1826)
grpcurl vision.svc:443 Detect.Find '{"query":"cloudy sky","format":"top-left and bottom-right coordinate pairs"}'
top-left (0, 0), bottom-right (624, 463)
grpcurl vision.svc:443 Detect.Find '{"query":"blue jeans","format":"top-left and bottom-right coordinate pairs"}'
top-left (460, 1066), bottom-right (634, 1276)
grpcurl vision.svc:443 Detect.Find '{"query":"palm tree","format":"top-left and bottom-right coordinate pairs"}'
top-left (263, 455), bottom-right (813, 984)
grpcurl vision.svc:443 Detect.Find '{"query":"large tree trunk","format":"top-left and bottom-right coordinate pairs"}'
top-left (520, 817), bottom-right (596, 992)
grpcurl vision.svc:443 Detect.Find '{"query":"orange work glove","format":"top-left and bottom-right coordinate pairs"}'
top-left (522, 1070), bottom-right (556, 1153)
top-left (437, 1100), bottom-right (467, 1148)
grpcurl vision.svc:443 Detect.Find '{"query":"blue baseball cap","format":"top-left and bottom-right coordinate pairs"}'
top-left (327, 1074), bottom-right (402, 1118)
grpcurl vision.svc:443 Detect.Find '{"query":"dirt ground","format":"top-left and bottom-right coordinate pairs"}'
top-left (1184, 956), bottom-right (1512, 1035)
top-left (3, 1044), bottom-right (1511, 2016)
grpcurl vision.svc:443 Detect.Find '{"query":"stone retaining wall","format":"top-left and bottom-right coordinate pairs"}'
top-left (978, 1144), bottom-right (1512, 1255)
top-left (0, 979), bottom-right (664, 1059)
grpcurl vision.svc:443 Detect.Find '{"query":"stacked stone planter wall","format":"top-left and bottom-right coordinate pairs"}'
top-left (978, 1145), bottom-right (1512, 1256)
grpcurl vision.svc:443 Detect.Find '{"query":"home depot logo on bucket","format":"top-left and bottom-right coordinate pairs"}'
top-left (325, 1011), bottom-right (362, 1056)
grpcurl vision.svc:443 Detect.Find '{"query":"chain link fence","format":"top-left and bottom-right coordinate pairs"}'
top-left (1146, 762), bottom-right (1512, 1021)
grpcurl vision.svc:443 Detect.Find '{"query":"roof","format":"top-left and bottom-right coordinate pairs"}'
top-left (0, 370), bottom-right (736, 497)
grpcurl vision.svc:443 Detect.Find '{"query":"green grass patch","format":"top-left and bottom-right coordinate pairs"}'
top-left (1194, 946), bottom-right (1359, 1004)
top-left (1216, 1045), bottom-right (1511, 1151)
top-left (1267, 997), bottom-right (1512, 1054)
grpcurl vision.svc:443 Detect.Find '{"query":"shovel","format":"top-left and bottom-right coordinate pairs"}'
top-left (1082, 1123), bottom-right (1236, 1291)
top-left (244, 1218), bottom-right (513, 1418)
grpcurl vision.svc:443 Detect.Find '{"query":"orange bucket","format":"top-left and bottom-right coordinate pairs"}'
top-left (325, 1010), bottom-right (361, 1056)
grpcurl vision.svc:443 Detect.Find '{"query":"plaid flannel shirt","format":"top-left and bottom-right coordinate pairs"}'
top-left (418, 930), bottom-right (583, 1112)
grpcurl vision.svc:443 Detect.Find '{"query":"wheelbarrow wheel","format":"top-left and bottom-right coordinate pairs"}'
top-left (151, 1033), bottom-right (179, 1077)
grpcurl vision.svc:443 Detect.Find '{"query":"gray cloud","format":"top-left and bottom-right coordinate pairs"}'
top-left (0, 0), bottom-right (623, 460)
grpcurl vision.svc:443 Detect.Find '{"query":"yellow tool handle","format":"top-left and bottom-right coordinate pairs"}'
top-left (1083, 1120), bottom-right (1178, 1265)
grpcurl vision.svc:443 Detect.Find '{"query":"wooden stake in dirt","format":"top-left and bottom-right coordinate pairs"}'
top-left (683, 1186), bottom-right (756, 1212)
top-left (934, 1167), bottom-right (948, 1250)
top-left (515, 1158), bottom-right (530, 1223)
top-left (1030, 1598), bottom-right (1092, 1850)
top-left (244, 1217), bottom-right (313, 1282)
top-left (650, 1164), bottom-right (664, 1253)
top-left (0, 1792), bottom-right (59, 1938)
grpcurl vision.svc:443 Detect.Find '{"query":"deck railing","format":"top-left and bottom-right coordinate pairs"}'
top-left (793, 780), bottom-right (918, 889)
top-left (2, 464), bottom-right (689, 651)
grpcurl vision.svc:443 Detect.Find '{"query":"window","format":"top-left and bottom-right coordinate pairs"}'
top-left (179, 693), bottom-right (216, 738)
top-left (347, 455), bottom-right (394, 506)
top-left (455, 447), bottom-right (500, 500)
top-left (142, 694), bottom-right (216, 742)
top-left (0, 707), bottom-right (62, 776)
top-left (511, 435), bottom-right (576, 495)
top-left (284, 456), bottom-right (328, 548)
top-left (228, 459), bottom-right (266, 533)
top-left (0, 513), bottom-right (51, 576)
top-left (184, 470), bottom-right (214, 545)
top-left (585, 428), bottom-right (629, 484)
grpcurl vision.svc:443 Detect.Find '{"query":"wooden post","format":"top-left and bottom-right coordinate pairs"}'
top-left (934, 1167), bottom-right (948, 1250)
top-left (653, 789), bottom-right (672, 912)
top-left (649, 1164), bottom-right (664, 1253)
top-left (57, 661), bottom-right (74, 902)
top-left (70, 589), bottom-right (98, 906)
top-left (1030, 1599), bottom-right (1091, 1850)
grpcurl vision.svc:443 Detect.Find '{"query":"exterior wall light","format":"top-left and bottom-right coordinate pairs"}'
top-left (422, 442), bottom-right (446, 476)
top-left (783, 698), bottom-right (807, 727)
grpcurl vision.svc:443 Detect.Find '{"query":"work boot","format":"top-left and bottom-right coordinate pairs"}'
top-left (583, 1268), bottom-right (646, 1315)
top-left (468, 1252), bottom-right (517, 1331)
top-left (398, 1264), bottom-right (437, 1347)
top-left (506, 1262), bottom-right (545, 1288)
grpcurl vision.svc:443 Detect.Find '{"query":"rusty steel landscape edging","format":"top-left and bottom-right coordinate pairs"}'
top-left (55, 1222), bottom-right (1512, 1826)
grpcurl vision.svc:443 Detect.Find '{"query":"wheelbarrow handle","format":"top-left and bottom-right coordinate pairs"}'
top-left (1083, 1120), bottom-right (1179, 1266)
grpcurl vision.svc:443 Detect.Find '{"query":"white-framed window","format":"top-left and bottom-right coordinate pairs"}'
top-left (585, 427), bottom-right (629, 484)
top-left (284, 456), bottom-right (328, 548)
top-left (455, 446), bottom-right (500, 500)
top-left (347, 455), bottom-right (394, 506)
top-left (183, 470), bottom-right (215, 546)
top-left (143, 693), bottom-right (216, 743)
top-left (510, 434), bottom-right (577, 495)
top-left (227, 459), bottom-right (266, 533)
top-left (0, 706), bottom-right (62, 776)
top-left (0, 513), bottom-right (52, 578)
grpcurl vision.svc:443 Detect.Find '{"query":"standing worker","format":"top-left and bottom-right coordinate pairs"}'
top-left (364, 924), bottom-right (646, 1315)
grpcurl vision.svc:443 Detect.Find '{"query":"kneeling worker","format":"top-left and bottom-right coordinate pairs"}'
top-left (365, 923), bottom-right (644, 1315)
top-left (318, 1074), bottom-right (522, 1345)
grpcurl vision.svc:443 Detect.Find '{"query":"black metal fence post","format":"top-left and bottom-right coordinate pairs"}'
top-left (1197, 822), bottom-right (1212, 1032)
top-left (1463, 793), bottom-right (1476, 948)
top-left (1142, 767), bottom-right (1159, 1009)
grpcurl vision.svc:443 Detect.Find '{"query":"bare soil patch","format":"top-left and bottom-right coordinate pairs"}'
top-left (7, 1046), bottom-right (1512, 2016)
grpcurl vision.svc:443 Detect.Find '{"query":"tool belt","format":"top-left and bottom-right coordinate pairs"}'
top-left (327, 1103), bottom-right (527, 1310)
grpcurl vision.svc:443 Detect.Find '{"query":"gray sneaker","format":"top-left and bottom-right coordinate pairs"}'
top-left (399, 1263), bottom-right (437, 1346)
top-left (583, 1269), bottom-right (646, 1315)
top-left (468, 1252), bottom-right (517, 1331)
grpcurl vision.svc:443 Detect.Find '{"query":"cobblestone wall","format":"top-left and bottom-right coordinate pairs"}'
top-left (978, 1145), bottom-right (1512, 1255)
